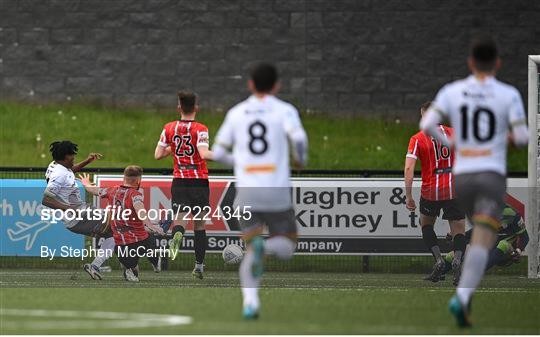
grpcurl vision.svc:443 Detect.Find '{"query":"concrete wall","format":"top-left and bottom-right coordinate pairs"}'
top-left (1, 0), bottom-right (539, 118)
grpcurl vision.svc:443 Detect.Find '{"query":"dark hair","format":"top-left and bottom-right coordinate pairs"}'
top-left (420, 101), bottom-right (432, 114)
top-left (49, 141), bottom-right (78, 161)
top-left (177, 90), bottom-right (197, 113)
top-left (124, 165), bottom-right (143, 178)
top-left (470, 36), bottom-right (498, 72)
top-left (250, 63), bottom-right (278, 93)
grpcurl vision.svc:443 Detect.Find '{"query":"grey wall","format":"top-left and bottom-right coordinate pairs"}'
top-left (1, 0), bottom-right (539, 119)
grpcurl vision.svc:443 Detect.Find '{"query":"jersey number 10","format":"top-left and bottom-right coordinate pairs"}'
top-left (459, 106), bottom-right (495, 142)
top-left (431, 139), bottom-right (451, 162)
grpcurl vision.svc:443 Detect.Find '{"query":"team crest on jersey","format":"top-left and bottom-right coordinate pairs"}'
top-left (199, 131), bottom-right (209, 144)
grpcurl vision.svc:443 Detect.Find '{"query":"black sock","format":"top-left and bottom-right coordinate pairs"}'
top-left (422, 225), bottom-right (442, 262)
top-left (194, 230), bottom-right (206, 265)
top-left (452, 233), bottom-right (466, 262)
top-left (172, 225), bottom-right (185, 235)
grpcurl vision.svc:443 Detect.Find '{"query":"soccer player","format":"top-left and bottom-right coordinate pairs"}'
top-left (154, 90), bottom-right (213, 279)
top-left (79, 166), bottom-right (164, 282)
top-left (420, 36), bottom-right (528, 328)
top-left (212, 63), bottom-right (308, 319)
top-left (42, 140), bottom-right (114, 280)
top-left (442, 203), bottom-right (529, 273)
top-left (404, 101), bottom-right (466, 285)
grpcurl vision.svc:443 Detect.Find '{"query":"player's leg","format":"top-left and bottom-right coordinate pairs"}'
top-left (143, 236), bottom-right (162, 273)
top-left (444, 201), bottom-right (466, 285)
top-left (264, 209), bottom-right (297, 261)
top-left (419, 198), bottom-right (445, 281)
top-left (192, 219), bottom-right (207, 279)
top-left (169, 178), bottom-right (189, 259)
top-left (442, 251), bottom-right (454, 274)
top-left (238, 213), bottom-right (265, 319)
top-left (450, 172), bottom-right (505, 328)
top-left (485, 239), bottom-right (511, 270)
top-left (448, 220), bottom-right (466, 285)
top-left (69, 217), bottom-right (113, 280)
top-left (115, 243), bottom-right (140, 282)
top-left (84, 236), bottom-right (115, 280)
top-left (192, 179), bottom-right (210, 279)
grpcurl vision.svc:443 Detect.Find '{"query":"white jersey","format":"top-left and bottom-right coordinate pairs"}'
top-left (215, 95), bottom-right (307, 211)
top-left (430, 75), bottom-right (527, 175)
top-left (45, 161), bottom-right (87, 227)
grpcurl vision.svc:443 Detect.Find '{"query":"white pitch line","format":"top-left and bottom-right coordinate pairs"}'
top-left (0, 309), bottom-right (192, 330)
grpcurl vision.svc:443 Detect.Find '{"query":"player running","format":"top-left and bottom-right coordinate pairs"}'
top-left (42, 140), bottom-right (114, 280)
top-left (442, 203), bottom-right (529, 274)
top-left (404, 101), bottom-right (466, 285)
top-left (212, 63), bottom-right (308, 319)
top-left (420, 36), bottom-right (528, 328)
top-left (154, 90), bottom-right (213, 279)
top-left (79, 166), bottom-right (164, 282)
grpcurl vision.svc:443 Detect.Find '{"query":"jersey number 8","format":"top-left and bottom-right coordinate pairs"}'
top-left (248, 121), bottom-right (268, 155)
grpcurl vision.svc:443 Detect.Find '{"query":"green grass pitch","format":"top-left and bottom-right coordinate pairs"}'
top-left (1, 269), bottom-right (538, 334)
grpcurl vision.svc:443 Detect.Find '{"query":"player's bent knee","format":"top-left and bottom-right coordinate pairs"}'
top-left (267, 236), bottom-right (296, 260)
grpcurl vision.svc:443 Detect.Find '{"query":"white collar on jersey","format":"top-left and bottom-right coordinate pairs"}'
top-left (467, 74), bottom-right (496, 85)
top-left (248, 94), bottom-right (276, 103)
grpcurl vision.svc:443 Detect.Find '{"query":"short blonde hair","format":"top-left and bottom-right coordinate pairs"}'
top-left (124, 165), bottom-right (143, 178)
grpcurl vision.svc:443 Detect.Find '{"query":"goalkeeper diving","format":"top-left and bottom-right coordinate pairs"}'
top-left (442, 203), bottom-right (529, 274)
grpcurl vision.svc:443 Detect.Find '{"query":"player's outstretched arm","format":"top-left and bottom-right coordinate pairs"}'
top-left (77, 173), bottom-right (99, 196)
top-left (198, 145), bottom-right (213, 161)
top-left (419, 108), bottom-right (451, 147)
top-left (507, 89), bottom-right (528, 148)
top-left (154, 144), bottom-right (171, 160)
top-left (212, 142), bottom-right (234, 167)
top-left (508, 121), bottom-right (528, 148)
top-left (403, 157), bottom-right (417, 211)
top-left (289, 129), bottom-right (308, 169)
top-left (72, 153), bottom-right (102, 172)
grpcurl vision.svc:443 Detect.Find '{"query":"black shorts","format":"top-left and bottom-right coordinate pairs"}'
top-left (115, 236), bottom-right (158, 269)
top-left (419, 197), bottom-right (465, 221)
top-left (171, 178), bottom-right (210, 213)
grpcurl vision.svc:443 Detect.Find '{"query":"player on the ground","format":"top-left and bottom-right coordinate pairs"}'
top-left (420, 36), bottom-right (528, 328)
top-left (442, 203), bottom-right (529, 273)
top-left (404, 102), bottom-right (466, 285)
top-left (212, 63), bottom-right (308, 319)
top-left (154, 90), bottom-right (213, 279)
top-left (42, 140), bottom-right (114, 280)
top-left (79, 166), bottom-right (164, 282)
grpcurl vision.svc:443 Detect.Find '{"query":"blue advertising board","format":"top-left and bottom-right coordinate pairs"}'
top-left (0, 179), bottom-right (84, 256)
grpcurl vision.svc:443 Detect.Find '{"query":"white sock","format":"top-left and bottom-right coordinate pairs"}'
top-left (91, 237), bottom-right (115, 268)
top-left (241, 287), bottom-right (259, 308)
top-left (239, 250), bottom-right (261, 308)
top-left (264, 236), bottom-right (296, 260)
top-left (456, 245), bottom-right (489, 305)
